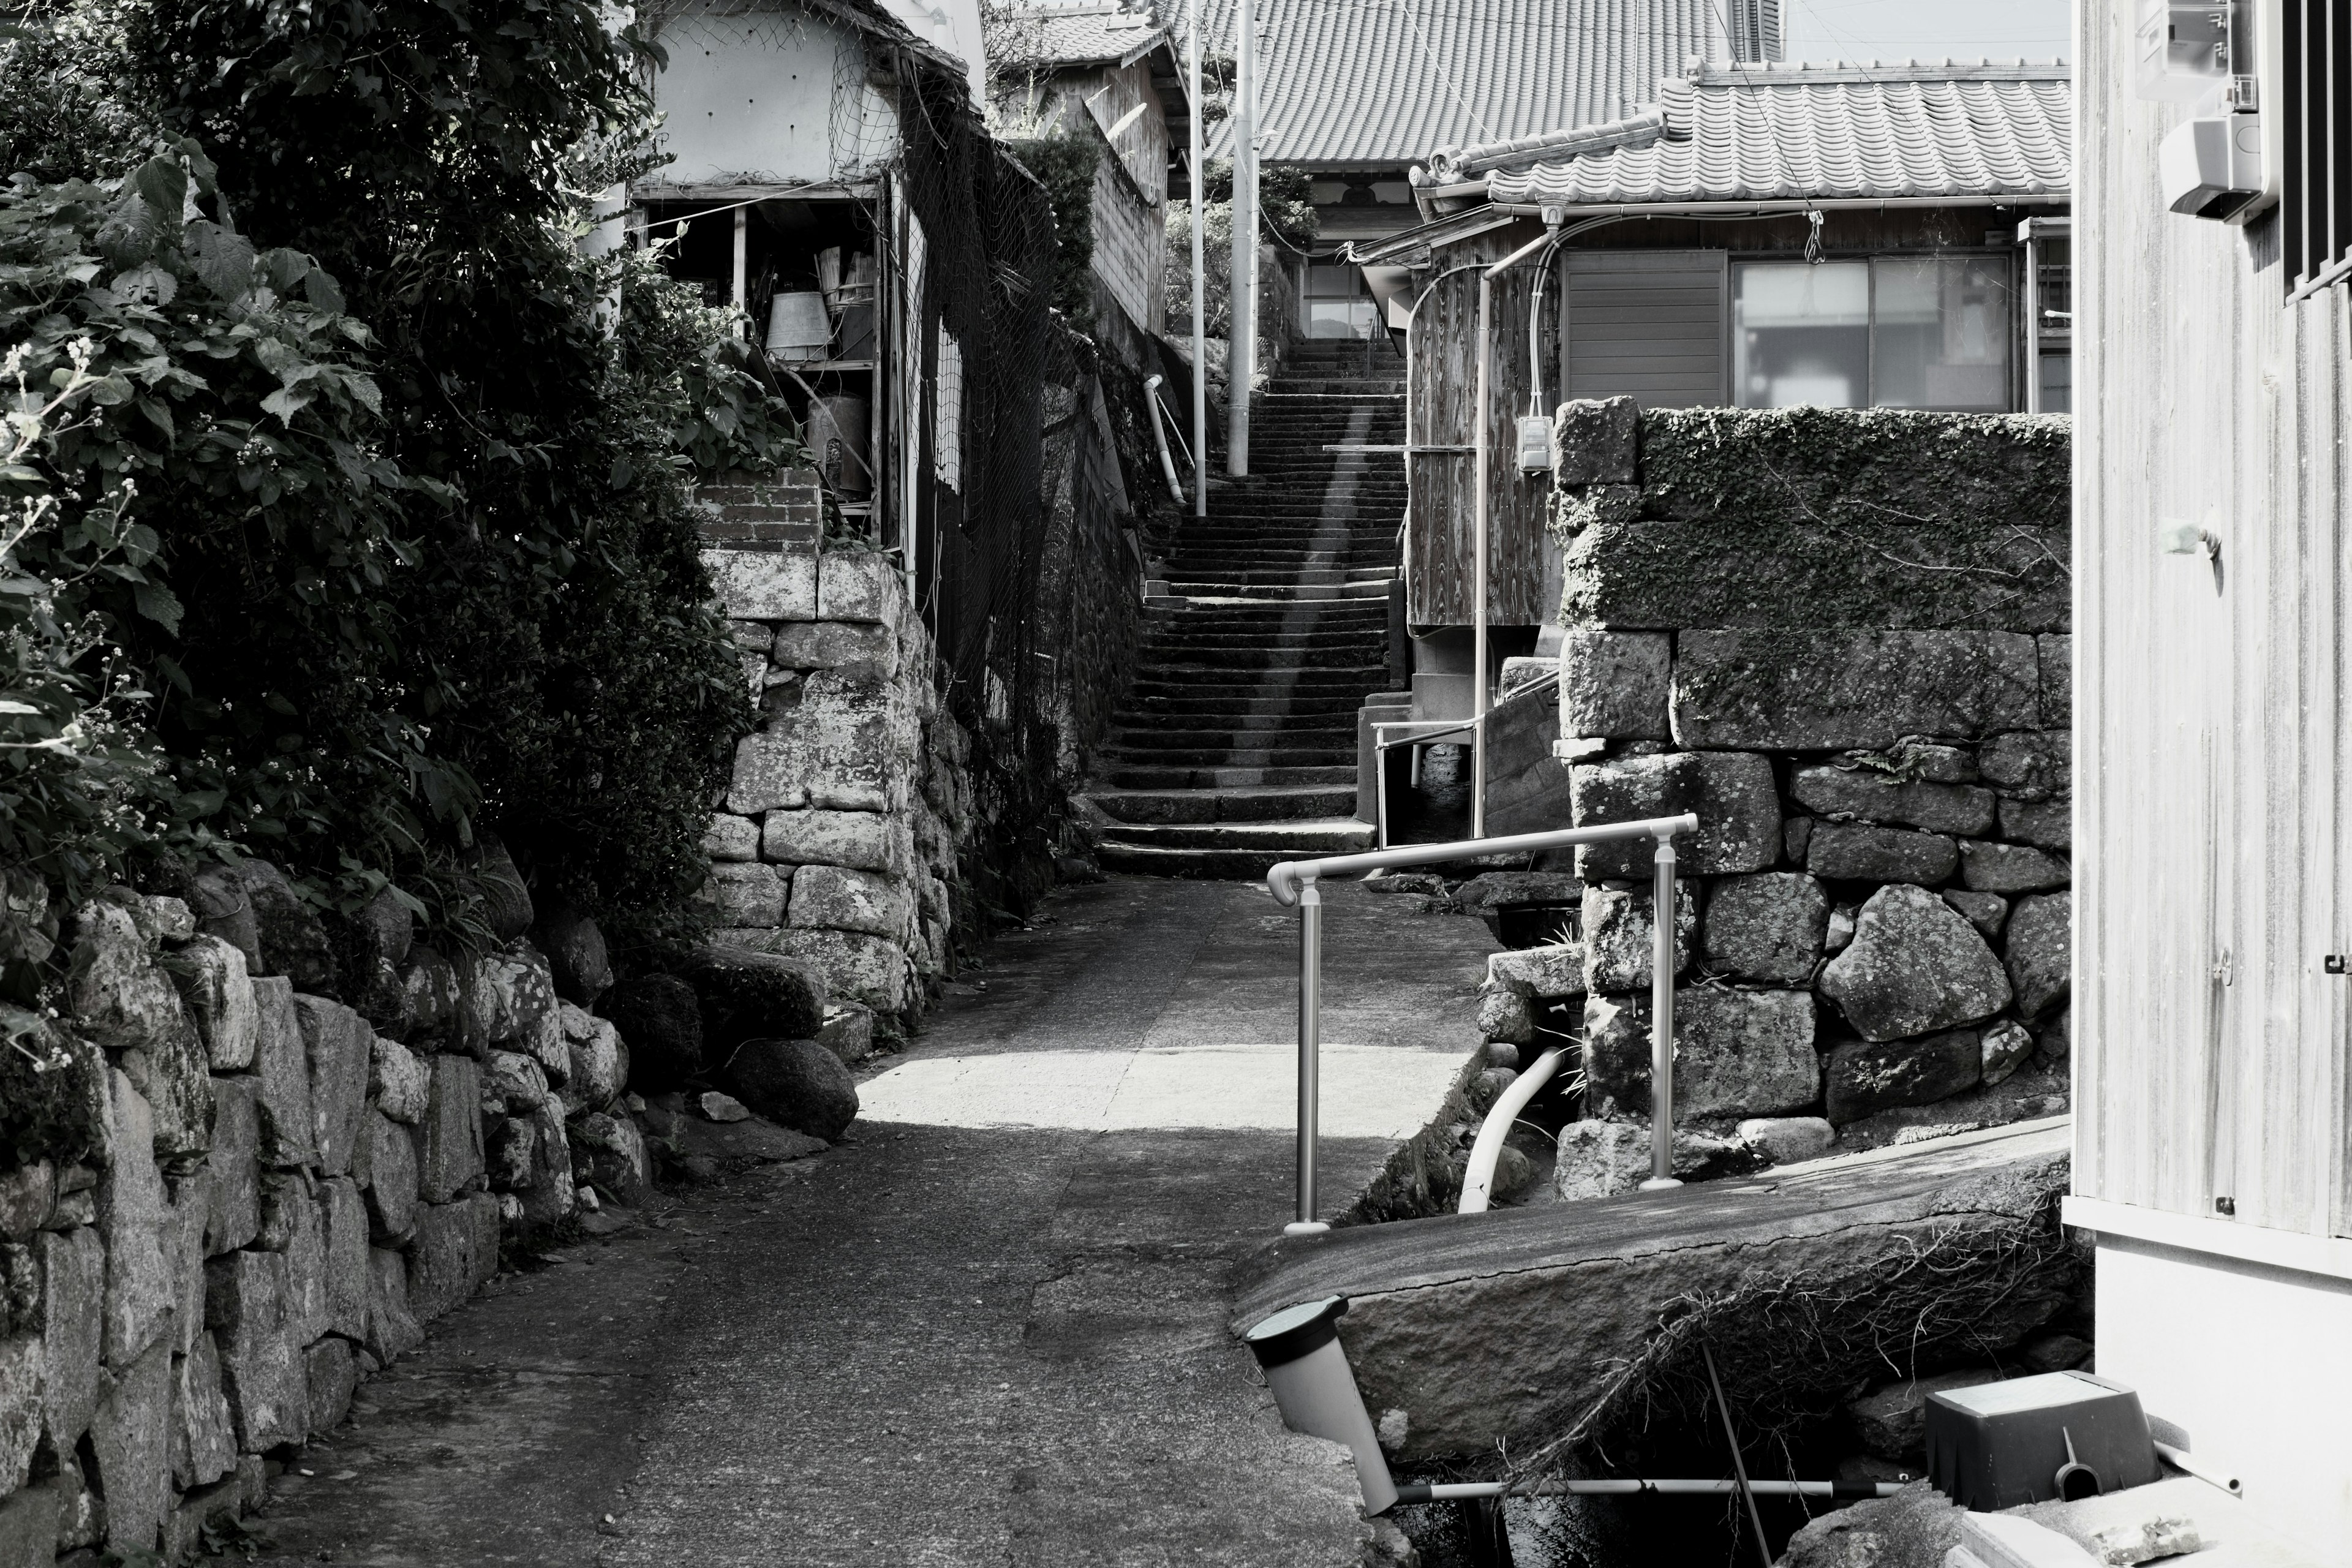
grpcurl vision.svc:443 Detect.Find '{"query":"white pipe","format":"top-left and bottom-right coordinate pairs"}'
top-left (1641, 831), bottom-right (1680, 1189)
top-left (1188, 0), bottom-right (1207, 514)
top-left (1268, 812), bottom-right (1694, 906)
top-left (1394, 1479), bottom-right (1908, 1502)
top-left (1289, 880), bottom-right (1325, 1235)
top-left (2154, 1441), bottom-right (2242, 1496)
top-left (2022, 227), bottom-right (2040, 414)
top-left (1226, 0), bottom-right (1256, 477)
top-left (731, 205), bottom-right (749, 337)
top-left (1471, 222), bottom-right (1560, 837)
top-left (1458, 1046), bottom-right (1565, 1214)
top-left (1144, 375), bottom-right (1184, 502)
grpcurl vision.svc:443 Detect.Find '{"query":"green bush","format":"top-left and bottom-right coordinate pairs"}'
top-left (1164, 159), bottom-right (1317, 334)
top-left (1006, 136), bottom-right (1101, 324)
top-left (1, 0), bottom-right (796, 971)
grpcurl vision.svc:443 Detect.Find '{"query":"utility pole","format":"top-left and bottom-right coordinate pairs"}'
top-left (1226, 0), bottom-right (1256, 476)
top-left (1189, 0), bottom-right (1208, 514)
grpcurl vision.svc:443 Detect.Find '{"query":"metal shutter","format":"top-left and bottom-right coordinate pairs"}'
top-left (1562, 249), bottom-right (1728, 408)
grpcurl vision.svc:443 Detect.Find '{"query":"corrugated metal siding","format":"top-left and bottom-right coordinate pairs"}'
top-left (2076, 0), bottom-right (2352, 1237)
top-left (1563, 249), bottom-right (1726, 407)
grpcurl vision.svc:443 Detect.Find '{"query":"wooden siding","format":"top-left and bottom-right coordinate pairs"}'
top-left (1563, 249), bottom-right (1728, 408)
top-left (2077, 0), bottom-right (2352, 1237)
top-left (1406, 225), bottom-right (1551, 626)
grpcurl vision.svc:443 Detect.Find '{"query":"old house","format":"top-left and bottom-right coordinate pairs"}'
top-left (986, 0), bottom-right (1186, 360)
top-left (1345, 61), bottom-right (2072, 747)
top-left (2068, 0), bottom-right (2352, 1550)
top-left (1198, 0), bottom-right (1784, 341)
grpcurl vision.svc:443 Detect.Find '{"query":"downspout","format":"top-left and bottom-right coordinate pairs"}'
top-left (1471, 211), bottom-right (1561, 836)
top-left (1188, 0), bottom-right (1208, 513)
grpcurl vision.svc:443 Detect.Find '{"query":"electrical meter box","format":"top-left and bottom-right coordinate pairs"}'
top-left (1924, 1371), bottom-right (2162, 1511)
top-left (1516, 414), bottom-right (1553, 475)
top-left (2137, 0), bottom-right (2234, 102)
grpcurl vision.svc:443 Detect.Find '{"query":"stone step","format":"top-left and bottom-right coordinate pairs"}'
top-left (1161, 581), bottom-right (1394, 601)
top-left (1084, 784), bottom-right (1359, 823)
top-left (1093, 841), bottom-right (1354, 879)
top-left (1145, 604), bottom-right (1389, 624)
top-left (1102, 764), bottom-right (1357, 788)
top-left (1128, 676), bottom-right (1382, 701)
top-left (1137, 644), bottom-right (1386, 671)
top-left (1109, 723), bottom-right (1357, 748)
top-left (1102, 744), bottom-right (1357, 768)
top-left (1098, 818), bottom-right (1377, 852)
top-left (1118, 694), bottom-right (1369, 720)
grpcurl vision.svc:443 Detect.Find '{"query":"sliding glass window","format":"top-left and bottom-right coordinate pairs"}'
top-left (1732, 255), bottom-right (2015, 412)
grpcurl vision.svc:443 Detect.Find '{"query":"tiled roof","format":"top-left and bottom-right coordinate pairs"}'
top-left (1003, 0), bottom-right (1171, 68)
top-left (1484, 61), bottom-right (2072, 206)
top-left (1199, 0), bottom-right (1746, 170)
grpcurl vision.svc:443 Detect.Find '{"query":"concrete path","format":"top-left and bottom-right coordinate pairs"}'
top-left (243, 877), bottom-right (1494, 1567)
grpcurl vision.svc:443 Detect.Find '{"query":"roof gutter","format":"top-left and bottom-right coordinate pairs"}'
top-left (1485, 192), bottom-right (2071, 218)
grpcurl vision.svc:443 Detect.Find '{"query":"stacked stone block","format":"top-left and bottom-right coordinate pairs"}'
top-left (1504, 402), bottom-right (2073, 1198)
top-left (0, 878), bottom-right (651, 1564)
top-left (696, 470), bottom-right (977, 1020)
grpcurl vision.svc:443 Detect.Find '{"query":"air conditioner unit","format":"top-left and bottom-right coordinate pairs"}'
top-left (2161, 111), bottom-right (2265, 221)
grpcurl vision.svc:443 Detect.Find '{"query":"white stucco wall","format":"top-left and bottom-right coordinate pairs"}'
top-left (650, 12), bottom-right (894, 186)
top-left (2094, 1234), bottom-right (2352, 1551)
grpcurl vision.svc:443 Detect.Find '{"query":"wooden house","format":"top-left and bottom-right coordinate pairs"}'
top-left (2067, 0), bottom-right (2352, 1548)
top-left (1346, 61), bottom-right (2072, 663)
top-left (1190, 0), bottom-right (1781, 341)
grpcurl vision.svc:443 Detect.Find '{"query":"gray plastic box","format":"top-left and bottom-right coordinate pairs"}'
top-left (1924, 1371), bottom-right (2161, 1510)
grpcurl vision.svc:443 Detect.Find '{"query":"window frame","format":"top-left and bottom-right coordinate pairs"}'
top-left (1727, 248), bottom-right (2024, 414)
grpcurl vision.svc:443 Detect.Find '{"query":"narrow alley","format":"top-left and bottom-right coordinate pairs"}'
top-left (235, 880), bottom-right (1494, 1567)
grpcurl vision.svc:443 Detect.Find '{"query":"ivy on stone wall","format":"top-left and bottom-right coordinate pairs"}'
top-left (1005, 135), bottom-right (1101, 325)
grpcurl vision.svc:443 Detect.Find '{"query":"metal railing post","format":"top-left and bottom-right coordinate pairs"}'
top-left (1287, 878), bottom-right (1329, 1235)
top-left (1640, 829), bottom-right (1681, 1191)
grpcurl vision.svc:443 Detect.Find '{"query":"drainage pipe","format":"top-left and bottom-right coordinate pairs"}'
top-left (2154, 1441), bottom-right (2242, 1496)
top-left (1457, 1045), bottom-right (1566, 1215)
top-left (1144, 375), bottom-right (1185, 502)
top-left (1393, 1479), bottom-right (1907, 1504)
top-left (1642, 827), bottom-right (1679, 1189)
top-left (1243, 1297), bottom-right (1397, 1513)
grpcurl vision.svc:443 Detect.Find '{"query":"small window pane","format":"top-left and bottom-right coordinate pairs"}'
top-left (1733, 262), bottom-right (1869, 408)
top-left (2037, 353), bottom-right (2073, 414)
top-left (1869, 256), bottom-right (2013, 412)
top-left (1306, 300), bottom-right (1378, 338)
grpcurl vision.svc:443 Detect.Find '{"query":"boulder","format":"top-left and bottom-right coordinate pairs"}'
top-left (722, 1037), bottom-right (859, 1141)
top-left (1474, 989), bottom-right (1535, 1045)
top-left (484, 1050), bottom-right (550, 1112)
top-left (317, 1178), bottom-right (368, 1341)
top-left (1583, 987), bottom-right (1818, 1118)
top-left (816, 1000), bottom-right (876, 1065)
top-left (484, 1114), bottom-right (536, 1191)
top-left (598, 974), bottom-right (704, 1090)
top-left (0, 1162), bottom-right (49, 1243)
top-left (2035, 1008), bottom-right (2071, 1063)
top-left (699, 861), bottom-right (789, 927)
top-left (1958, 840), bottom-right (2070, 893)
top-left (418, 1055), bottom-right (486, 1204)
top-left (1820, 885), bottom-right (2012, 1042)
top-left (1825, 1031), bottom-right (1983, 1124)
top-left (396, 945), bottom-right (462, 1045)
top-left (255, 1172), bottom-right (328, 1348)
top-left (234, 859), bottom-right (339, 995)
top-left (1850, 1370), bottom-right (2004, 1460)
top-left (1556, 631), bottom-right (1672, 741)
top-left (688, 948), bottom-right (826, 1052)
top-left (1550, 394), bottom-right (1638, 483)
top-left (1701, 872), bottom-right (1829, 986)
top-left (697, 1091), bottom-right (752, 1123)
top-left (572, 1112), bottom-right (651, 1209)
top-left (96, 1070), bottom-right (174, 1367)
top-left (0, 1335), bottom-right (33, 1495)
top-left (1736, 1116), bottom-right (1835, 1164)
top-left (748, 927), bottom-right (908, 1013)
top-left (1551, 1121), bottom-right (1754, 1200)
top-left (162, 1178), bottom-right (208, 1356)
top-left (304, 1334), bottom-right (359, 1436)
top-left (354, 1111), bottom-right (420, 1238)
top-left (473, 837), bottom-right (535, 943)
top-left (173, 935), bottom-right (258, 1070)
top-left (761, 809), bottom-right (912, 875)
top-left (1790, 765), bottom-right (1997, 837)
top-left (405, 1195), bottom-right (499, 1322)
top-left (1806, 823), bottom-right (1959, 886)
top-left (788, 863), bottom-right (911, 939)
top-left (559, 1003), bottom-right (628, 1109)
top-left (1485, 944), bottom-right (1584, 1001)
top-left (39, 1226), bottom-right (102, 1449)
top-left (705, 813), bottom-right (760, 862)
top-left (369, 1033), bottom-right (429, 1125)
top-left (533, 905), bottom-right (612, 1005)
top-left (2000, 797), bottom-right (2071, 851)
top-left (363, 1250), bottom-right (423, 1365)
top-left (518, 1096), bottom-right (575, 1227)
top-left (1781, 1482), bottom-right (1964, 1568)
top-left (337, 889), bottom-right (413, 1030)
top-left (188, 864), bottom-right (262, 973)
top-left (480, 949), bottom-right (565, 1082)
top-left (202, 1250), bottom-right (304, 1451)
top-left (297, 996), bottom-right (372, 1178)
top-left (249, 977), bottom-right (315, 1167)
top-left (1670, 629), bottom-right (2041, 750)
top-left (1942, 889), bottom-right (2009, 940)
top-left (2005, 892), bottom-right (2071, 1017)
top-left (1451, 872), bottom-right (1582, 917)
top-left (1980, 1020), bottom-right (2035, 1088)
top-left (202, 1077), bottom-right (262, 1256)
top-left (1580, 882), bottom-right (1697, 993)
top-left (168, 1331), bottom-right (237, 1491)
top-left (1569, 751), bottom-right (1781, 880)
top-left (89, 1336), bottom-right (172, 1554)
top-left (1978, 731), bottom-right (2071, 800)
top-left (64, 901), bottom-right (179, 1055)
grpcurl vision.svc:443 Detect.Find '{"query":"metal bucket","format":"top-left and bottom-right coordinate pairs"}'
top-left (765, 292), bottom-right (831, 363)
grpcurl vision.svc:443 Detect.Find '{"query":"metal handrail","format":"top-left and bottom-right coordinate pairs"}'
top-left (1266, 812), bottom-right (1697, 1234)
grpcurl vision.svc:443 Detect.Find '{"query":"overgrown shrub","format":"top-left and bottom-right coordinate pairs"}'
top-left (1006, 136), bottom-right (1101, 323)
top-left (1163, 159), bottom-right (1316, 334)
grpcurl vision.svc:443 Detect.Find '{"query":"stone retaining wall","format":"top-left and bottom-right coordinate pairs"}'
top-left (0, 873), bottom-right (651, 1563)
top-left (1480, 402), bottom-right (2075, 1193)
top-left (695, 470), bottom-right (974, 1022)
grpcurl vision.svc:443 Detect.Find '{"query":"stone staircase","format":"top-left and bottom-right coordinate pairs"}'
top-left (1084, 337), bottom-right (1406, 878)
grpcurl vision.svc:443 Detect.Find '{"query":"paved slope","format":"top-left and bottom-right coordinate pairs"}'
top-left (239, 878), bottom-right (1495, 1567)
